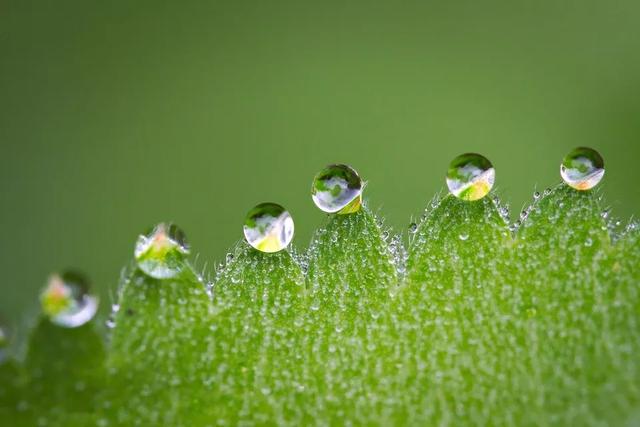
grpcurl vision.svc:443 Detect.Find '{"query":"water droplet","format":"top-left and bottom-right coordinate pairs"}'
top-left (40, 271), bottom-right (98, 328)
top-left (446, 153), bottom-right (495, 201)
top-left (560, 147), bottom-right (604, 190)
top-left (225, 253), bottom-right (234, 264)
top-left (243, 202), bottom-right (294, 253)
top-left (311, 164), bottom-right (363, 214)
top-left (409, 222), bottom-right (418, 234)
top-left (0, 321), bottom-right (9, 360)
top-left (458, 233), bottom-right (469, 241)
top-left (135, 223), bottom-right (190, 279)
top-left (601, 208), bottom-right (611, 219)
top-left (533, 191), bottom-right (541, 200)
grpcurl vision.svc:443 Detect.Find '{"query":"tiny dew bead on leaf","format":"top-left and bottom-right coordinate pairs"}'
top-left (40, 271), bottom-right (98, 328)
top-left (0, 321), bottom-right (8, 350)
top-left (311, 164), bottom-right (364, 214)
top-left (446, 153), bottom-right (495, 201)
top-left (560, 147), bottom-right (605, 191)
top-left (243, 202), bottom-right (294, 253)
top-left (134, 223), bottom-right (190, 279)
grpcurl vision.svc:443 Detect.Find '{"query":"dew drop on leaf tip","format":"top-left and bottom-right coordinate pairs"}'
top-left (135, 223), bottom-right (190, 279)
top-left (560, 147), bottom-right (604, 191)
top-left (243, 202), bottom-right (294, 253)
top-left (40, 271), bottom-right (98, 328)
top-left (0, 320), bottom-right (9, 358)
top-left (311, 164), bottom-right (364, 214)
top-left (446, 153), bottom-right (495, 201)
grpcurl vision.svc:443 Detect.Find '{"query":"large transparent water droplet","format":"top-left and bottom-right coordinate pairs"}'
top-left (311, 164), bottom-right (363, 214)
top-left (560, 147), bottom-right (605, 190)
top-left (243, 202), bottom-right (294, 253)
top-left (135, 223), bottom-right (190, 279)
top-left (40, 271), bottom-right (98, 328)
top-left (446, 153), bottom-right (495, 201)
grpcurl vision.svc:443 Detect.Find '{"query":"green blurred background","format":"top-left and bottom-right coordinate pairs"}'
top-left (1, 0), bottom-right (639, 324)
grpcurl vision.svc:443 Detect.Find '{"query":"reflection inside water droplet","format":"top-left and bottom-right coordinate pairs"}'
top-left (135, 223), bottom-right (190, 279)
top-left (40, 271), bottom-right (98, 328)
top-left (311, 164), bottom-right (363, 214)
top-left (446, 153), bottom-right (495, 201)
top-left (0, 321), bottom-right (9, 354)
top-left (243, 203), bottom-right (294, 253)
top-left (560, 147), bottom-right (604, 191)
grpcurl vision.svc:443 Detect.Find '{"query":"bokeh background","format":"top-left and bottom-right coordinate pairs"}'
top-left (1, 0), bottom-right (639, 324)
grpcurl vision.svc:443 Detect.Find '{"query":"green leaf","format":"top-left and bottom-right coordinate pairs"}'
top-left (210, 242), bottom-right (306, 424)
top-left (303, 206), bottom-right (398, 424)
top-left (105, 263), bottom-right (212, 426)
top-left (24, 317), bottom-right (106, 426)
top-left (0, 358), bottom-right (26, 425)
top-left (9, 187), bottom-right (640, 426)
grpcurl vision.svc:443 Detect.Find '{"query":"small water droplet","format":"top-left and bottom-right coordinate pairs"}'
top-left (243, 202), bottom-right (294, 253)
top-left (409, 223), bottom-right (418, 234)
top-left (458, 233), bottom-right (469, 241)
top-left (584, 237), bottom-right (593, 247)
top-left (311, 164), bottom-right (364, 214)
top-left (225, 253), bottom-right (234, 263)
top-left (0, 321), bottom-right (9, 360)
top-left (40, 271), bottom-right (98, 328)
top-left (560, 147), bottom-right (604, 190)
top-left (446, 153), bottom-right (495, 201)
top-left (533, 191), bottom-right (541, 200)
top-left (135, 223), bottom-right (190, 279)
top-left (601, 208), bottom-right (611, 219)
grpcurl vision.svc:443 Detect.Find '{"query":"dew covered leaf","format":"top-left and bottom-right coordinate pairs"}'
top-left (0, 358), bottom-right (26, 425)
top-left (11, 186), bottom-right (640, 426)
top-left (210, 242), bottom-right (306, 424)
top-left (105, 263), bottom-right (213, 426)
top-left (24, 317), bottom-right (106, 426)
top-left (303, 206), bottom-right (399, 424)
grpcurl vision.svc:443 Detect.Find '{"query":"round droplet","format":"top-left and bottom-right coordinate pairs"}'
top-left (311, 164), bottom-right (363, 214)
top-left (40, 271), bottom-right (98, 328)
top-left (243, 203), bottom-right (294, 253)
top-left (560, 147), bottom-right (604, 190)
top-left (0, 321), bottom-right (8, 362)
top-left (446, 153), bottom-right (495, 201)
top-left (135, 223), bottom-right (190, 279)
top-left (0, 322), bottom-right (8, 350)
